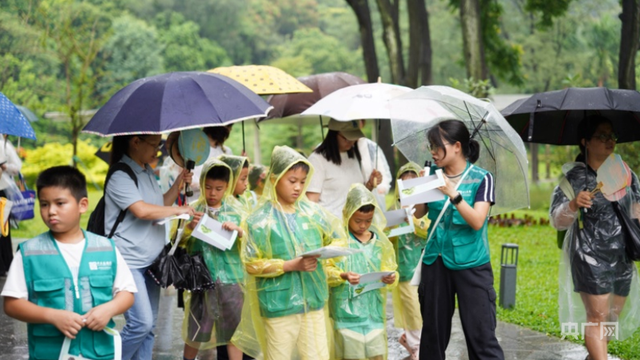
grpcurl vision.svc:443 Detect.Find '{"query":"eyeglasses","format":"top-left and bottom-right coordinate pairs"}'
top-left (593, 133), bottom-right (618, 143)
top-left (428, 142), bottom-right (452, 152)
top-left (140, 137), bottom-right (164, 151)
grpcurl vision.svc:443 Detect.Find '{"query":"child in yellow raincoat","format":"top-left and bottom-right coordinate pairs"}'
top-left (234, 145), bottom-right (346, 360)
top-left (179, 159), bottom-right (249, 360)
top-left (219, 154), bottom-right (251, 211)
top-left (387, 162), bottom-right (429, 359)
top-left (328, 183), bottom-right (398, 360)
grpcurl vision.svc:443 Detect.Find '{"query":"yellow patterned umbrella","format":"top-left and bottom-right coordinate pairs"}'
top-left (208, 65), bottom-right (312, 95)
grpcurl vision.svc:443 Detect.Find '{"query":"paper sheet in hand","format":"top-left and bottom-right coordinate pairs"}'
top-left (351, 271), bottom-right (394, 297)
top-left (191, 213), bottom-right (237, 251)
top-left (398, 169), bottom-right (445, 206)
top-left (299, 246), bottom-right (362, 259)
top-left (384, 208), bottom-right (415, 237)
top-left (154, 213), bottom-right (190, 226)
top-left (598, 154), bottom-right (630, 201)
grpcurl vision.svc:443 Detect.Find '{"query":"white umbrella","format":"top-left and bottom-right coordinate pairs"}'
top-left (389, 85), bottom-right (529, 215)
top-left (300, 82), bottom-right (412, 121)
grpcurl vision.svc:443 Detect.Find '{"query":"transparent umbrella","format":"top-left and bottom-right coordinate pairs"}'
top-left (389, 86), bottom-right (529, 215)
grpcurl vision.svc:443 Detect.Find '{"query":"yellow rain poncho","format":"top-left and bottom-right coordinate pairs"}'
top-left (179, 159), bottom-right (249, 350)
top-left (328, 183), bottom-right (398, 360)
top-left (218, 154), bottom-right (251, 210)
top-left (232, 145), bottom-right (346, 360)
top-left (387, 162), bottom-right (429, 354)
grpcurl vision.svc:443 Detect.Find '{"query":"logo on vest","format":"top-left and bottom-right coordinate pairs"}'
top-left (89, 261), bottom-right (112, 271)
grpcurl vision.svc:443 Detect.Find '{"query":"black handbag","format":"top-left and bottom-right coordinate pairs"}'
top-left (611, 201), bottom-right (640, 261)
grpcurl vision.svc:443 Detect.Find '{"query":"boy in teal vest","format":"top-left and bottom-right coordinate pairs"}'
top-left (2, 166), bottom-right (136, 360)
top-left (179, 159), bottom-right (248, 360)
top-left (328, 183), bottom-right (398, 360)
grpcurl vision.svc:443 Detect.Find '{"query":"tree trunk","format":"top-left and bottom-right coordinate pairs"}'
top-left (346, 0), bottom-right (380, 82)
top-left (459, 0), bottom-right (487, 81)
top-left (619, 0), bottom-right (640, 89)
top-left (376, 0), bottom-right (406, 85)
top-left (545, 144), bottom-right (551, 179)
top-left (407, 0), bottom-right (432, 87)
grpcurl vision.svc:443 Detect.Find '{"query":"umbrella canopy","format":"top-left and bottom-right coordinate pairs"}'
top-left (300, 82), bottom-right (412, 121)
top-left (208, 65), bottom-right (312, 95)
top-left (82, 72), bottom-right (272, 137)
top-left (0, 92), bottom-right (37, 139)
top-left (16, 105), bottom-right (38, 122)
top-left (389, 86), bottom-right (529, 215)
top-left (501, 87), bottom-right (640, 145)
top-left (262, 72), bottom-right (366, 123)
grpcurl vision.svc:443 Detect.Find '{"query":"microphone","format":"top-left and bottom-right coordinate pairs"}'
top-left (184, 159), bottom-right (195, 197)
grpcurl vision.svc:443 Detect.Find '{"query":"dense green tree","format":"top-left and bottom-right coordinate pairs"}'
top-left (99, 14), bottom-right (164, 96)
top-left (154, 12), bottom-right (230, 72)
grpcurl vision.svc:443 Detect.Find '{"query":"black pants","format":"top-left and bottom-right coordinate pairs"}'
top-left (418, 257), bottom-right (504, 360)
top-left (0, 190), bottom-right (13, 276)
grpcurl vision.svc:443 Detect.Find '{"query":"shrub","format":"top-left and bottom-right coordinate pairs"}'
top-left (21, 140), bottom-right (108, 188)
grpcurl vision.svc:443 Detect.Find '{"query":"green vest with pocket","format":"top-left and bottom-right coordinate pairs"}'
top-left (422, 164), bottom-right (492, 270)
top-left (255, 209), bottom-right (328, 318)
top-left (21, 231), bottom-right (118, 360)
top-left (329, 231), bottom-right (385, 326)
top-left (189, 201), bottom-right (244, 284)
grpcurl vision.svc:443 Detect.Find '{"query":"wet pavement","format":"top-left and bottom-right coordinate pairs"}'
top-left (0, 239), bottom-right (613, 359)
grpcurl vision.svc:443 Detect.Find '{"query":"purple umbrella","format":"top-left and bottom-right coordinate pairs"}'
top-left (83, 72), bottom-right (272, 137)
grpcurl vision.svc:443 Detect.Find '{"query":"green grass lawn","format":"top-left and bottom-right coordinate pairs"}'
top-left (488, 225), bottom-right (640, 359)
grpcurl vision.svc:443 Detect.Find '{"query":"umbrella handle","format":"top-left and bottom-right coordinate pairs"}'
top-left (184, 160), bottom-right (195, 197)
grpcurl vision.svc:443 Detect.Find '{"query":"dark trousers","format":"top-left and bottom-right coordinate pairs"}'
top-left (418, 257), bottom-right (504, 360)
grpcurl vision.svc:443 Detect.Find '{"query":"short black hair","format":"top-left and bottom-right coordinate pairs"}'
top-left (357, 204), bottom-right (375, 213)
top-left (242, 159), bottom-right (249, 169)
top-left (205, 166), bottom-right (231, 183)
top-left (36, 166), bottom-right (88, 201)
top-left (289, 161), bottom-right (310, 174)
top-left (248, 165), bottom-right (266, 189)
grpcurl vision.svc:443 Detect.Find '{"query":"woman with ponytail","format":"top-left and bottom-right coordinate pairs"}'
top-left (413, 119), bottom-right (504, 360)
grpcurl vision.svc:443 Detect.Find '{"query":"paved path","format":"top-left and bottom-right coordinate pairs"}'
top-left (0, 238), bottom-right (610, 359)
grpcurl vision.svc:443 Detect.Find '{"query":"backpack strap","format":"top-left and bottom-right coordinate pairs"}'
top-left (106, 163), bottom-right (138, 239)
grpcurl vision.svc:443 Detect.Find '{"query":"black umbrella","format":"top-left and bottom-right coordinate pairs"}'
top-left (147, 230), bottom-right (215, 291)
top-left (501, 87), bottom-right (640, 145)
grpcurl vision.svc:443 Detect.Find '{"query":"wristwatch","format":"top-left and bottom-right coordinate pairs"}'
top-left (451, 192), bottom-right (463, 205)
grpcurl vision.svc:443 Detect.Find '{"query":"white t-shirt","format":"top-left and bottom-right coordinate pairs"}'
top-left (308, 151), bottom-right (366, 218)
top-left (1, 238), bottom-right (137, 300)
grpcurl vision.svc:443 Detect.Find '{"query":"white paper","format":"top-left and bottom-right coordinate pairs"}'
top-left (299, 246), bottom-right (362, 259)
top-left (191, 213), bottom-right (238, 251)
top-left (398, 169), bottom-right (446, 206)
top-left (384, 208), bottom-right (416, 237)
top-left (351, 271), bottom-right (394, 297)
top-left (154, 213), bottom-right (190, 225)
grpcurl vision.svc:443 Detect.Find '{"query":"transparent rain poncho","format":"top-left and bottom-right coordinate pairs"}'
top-left (178, 159), bottom-right (250, 350)
top-left (231, 145), bottom-right (347, 359)
top-left (218, 154), bottom-right (251, 210)
top-left (327, 183), bottom-right (398, 360)
top-left (550, 161), bottom-right (640, 340)
top-left (388, 162), bottom-right (429, 333)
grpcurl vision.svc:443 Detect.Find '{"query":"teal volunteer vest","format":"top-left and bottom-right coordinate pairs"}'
top-left (422, 163), bottom-right (492, 270)
top-left (21, 231), bottom-right (118, 360)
